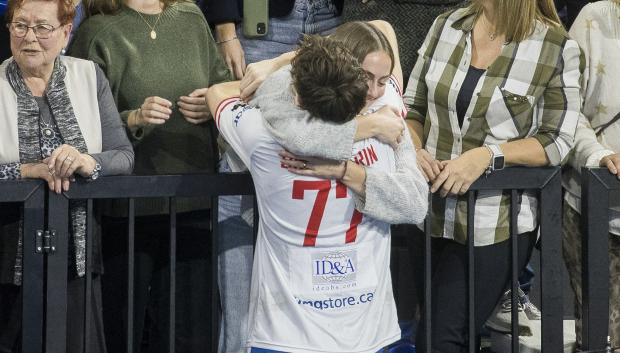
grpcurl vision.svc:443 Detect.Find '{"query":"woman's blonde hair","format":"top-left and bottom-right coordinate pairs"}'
top-left (82, 0), bottom-right (190, 17)
top-left (470, 0), bottom-right (562, 42)
top-left (328, 21), bottom-right (395, 75)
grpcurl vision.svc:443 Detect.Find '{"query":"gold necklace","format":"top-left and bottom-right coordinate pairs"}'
top-left (481, 14), bottom-right (497, 41)
top-left (136, 9), bottom-right (163, 40)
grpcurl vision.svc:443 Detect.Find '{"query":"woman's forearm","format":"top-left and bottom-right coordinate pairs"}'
top-left (340, 161), bottom-right (366, 197)
top-left (500, 137), bottom-right (549, 167)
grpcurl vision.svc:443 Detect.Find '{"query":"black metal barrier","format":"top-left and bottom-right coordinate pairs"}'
top-left (581, 167), bottom-right (620, 352)
top-left (0, 166), bottom-right (590, 353)
top-left (0, 180), bottom-right (45, 353)
top-left (421, 166), bottom-right (564, 353)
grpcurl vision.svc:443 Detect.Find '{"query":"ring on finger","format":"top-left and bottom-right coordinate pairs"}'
top-left (64, 156), bottom-right (74, 163)
top-left (302, 162), bottom-right (307, 169)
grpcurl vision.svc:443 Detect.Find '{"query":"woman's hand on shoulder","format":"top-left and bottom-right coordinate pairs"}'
top-left (239, 59), bottom-right (279, 101)
top-left (431, 147), bottom-right (491, 197)
top-left (178, 88), bottom-right (212, 125)
top-left (359, 106), bottom-right (405, 149)
top-left (130, 96), bottom-right (173, 128)
top-left (240, 52), bottom-right (294, 101)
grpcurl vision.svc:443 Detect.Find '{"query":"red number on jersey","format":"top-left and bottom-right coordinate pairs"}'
top-left (292, 180), bottom-right (363, 246)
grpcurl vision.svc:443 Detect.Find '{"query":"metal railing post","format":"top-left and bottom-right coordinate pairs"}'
top-left (45, 191), bottom-right (69, 353)
top-left (539, 169), bottom-right (563, 352)
top-left (581, 168), bottom-right (611, 350)
top-left (20, 182), bottom-right (46, 353)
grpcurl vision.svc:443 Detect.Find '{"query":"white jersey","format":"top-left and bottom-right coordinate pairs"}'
top-left (215, 79), bottom-right (405, 353)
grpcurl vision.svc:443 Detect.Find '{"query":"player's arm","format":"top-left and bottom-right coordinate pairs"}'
top-left (206, 81), bottom-right (241, 117)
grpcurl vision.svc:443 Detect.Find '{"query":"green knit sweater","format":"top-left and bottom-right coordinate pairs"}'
top-left (69, 2), bottom-right (231, 215)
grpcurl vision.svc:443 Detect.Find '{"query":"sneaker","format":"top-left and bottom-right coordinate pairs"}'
top-left (518, 289), bottom-right (541, 321)
top-left (485, 290), bottom-right (533, 336)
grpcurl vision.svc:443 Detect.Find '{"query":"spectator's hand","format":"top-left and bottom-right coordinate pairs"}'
top-left (240, 58), bottom-right (282, 101)
top-left (46, 144), bottom-right (96, 179)
top-left (600, 153), bottom-right (620, 179)
top-left (364, 106), bottom-right (405, 149)
top-left (179, 88), bottom-right (212, 124)
top-left (20, 162), bottom-right (71, 194)
top-left (218, 38), bottom-right (246, 79)
top-left (416, 148), bottom-right (443, 183)
top-left (279, 150), bottom-right (346, 179)
top-left (431, 147), bottom-right (491, 197)
top-left (215, 22), bottom-right (246, 79)
top-left (132, 96), bottom-right (172, 127)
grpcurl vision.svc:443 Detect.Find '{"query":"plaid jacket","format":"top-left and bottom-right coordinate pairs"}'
top-left (404, 7), bottom-right (582, 245)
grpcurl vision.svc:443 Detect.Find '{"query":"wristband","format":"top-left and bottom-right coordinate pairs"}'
top-left (216, 37), bottom-right (238, 45)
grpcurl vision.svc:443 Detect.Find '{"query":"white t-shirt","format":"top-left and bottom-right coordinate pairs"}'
top-left (215, 79), bottom-right (405, 353)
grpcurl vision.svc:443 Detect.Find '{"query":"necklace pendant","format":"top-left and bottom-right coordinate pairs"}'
top-left (150, 30), bottom-right (157, 40)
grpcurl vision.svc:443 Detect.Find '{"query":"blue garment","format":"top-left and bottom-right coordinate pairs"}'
top-left (250, 348), bottom-right (389, 353)
top-left (69, 2), bottom-right (85, 44)
top-left (0, 1), bottom-right (9, 62)
top-left (236, 0), bottom-right (341, 60)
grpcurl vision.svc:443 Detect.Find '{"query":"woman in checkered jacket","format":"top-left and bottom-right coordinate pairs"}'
top-left (403, 0), bottom-right (582, 351)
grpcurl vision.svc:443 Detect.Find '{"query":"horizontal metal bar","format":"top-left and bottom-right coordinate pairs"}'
top-left (0, 180), bottom-right (45, 202)
top-left (468, 167), bottom-right (558, 191)
top-left (61, 173), bottom-right (255, 199)
top-left (584, 167), bottom-right (620, 190)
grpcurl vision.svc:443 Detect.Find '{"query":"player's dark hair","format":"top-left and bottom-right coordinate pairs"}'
top-left (290, 35), bottom-right (368, 124)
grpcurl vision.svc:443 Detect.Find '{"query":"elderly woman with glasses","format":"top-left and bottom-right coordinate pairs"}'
top-left (0, 0), bottom-right (134, 352)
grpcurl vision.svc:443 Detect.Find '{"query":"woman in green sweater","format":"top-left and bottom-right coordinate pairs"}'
top-left (68, 0), bottom-right (230, 352)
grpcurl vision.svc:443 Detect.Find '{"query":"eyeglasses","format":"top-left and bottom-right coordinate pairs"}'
top-left (7, 22), bottom-right (61, 39)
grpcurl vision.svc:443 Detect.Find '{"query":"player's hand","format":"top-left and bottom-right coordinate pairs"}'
top-left (279, 150), bottom-right (346, 179)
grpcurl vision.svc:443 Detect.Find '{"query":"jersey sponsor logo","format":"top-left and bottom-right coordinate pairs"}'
top-left (312, 250), bottom-right (357, 290)
top-left (353, 144), bottom-right (379, 167)
top-left (295, 292), bottom-right (374, 311)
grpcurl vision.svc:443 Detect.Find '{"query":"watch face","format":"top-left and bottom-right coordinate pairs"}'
top-left (494, 156), bottom-right (505, 170)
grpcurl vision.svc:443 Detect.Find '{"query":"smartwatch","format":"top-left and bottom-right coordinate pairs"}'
top-left (485, 144), bottom-right (505, 174)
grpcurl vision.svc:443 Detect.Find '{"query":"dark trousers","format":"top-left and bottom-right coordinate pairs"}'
top-left (0, 276), bottom-right (107, 353)
top-left (101, 210), bottom-right (212, 353)
top-left (415, 232), bottom-right (537, 353)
